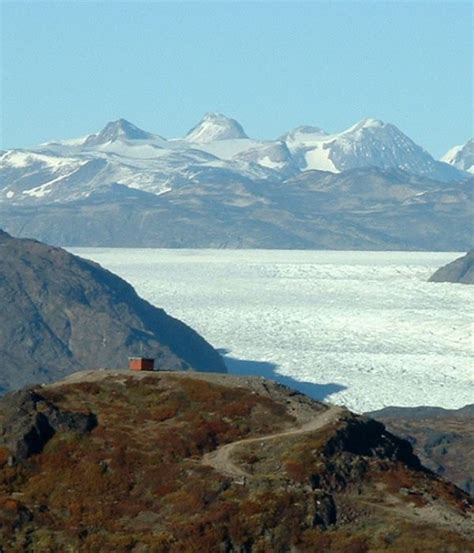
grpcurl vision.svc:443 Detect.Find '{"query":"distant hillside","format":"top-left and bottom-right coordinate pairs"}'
top-left (0, 371), bottom-right (472, 551)
top-left (368, 404), bottom-right (474, 494)
top-left (429, 250), bottom-right (474, 284)
top-left (1, 168), bottom-right (472, 251)
top-left (0, 231), bottom-right (225, 392)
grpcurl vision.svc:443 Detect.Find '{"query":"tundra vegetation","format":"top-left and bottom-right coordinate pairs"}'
top-left (0, 374), bottom-right (472, 552)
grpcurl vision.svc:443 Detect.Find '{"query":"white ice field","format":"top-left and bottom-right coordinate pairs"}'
top-left (70, 249), bottom-right (473, 413)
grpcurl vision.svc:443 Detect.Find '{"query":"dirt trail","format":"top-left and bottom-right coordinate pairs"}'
top-left (202, 405), bottom-right (344, 479)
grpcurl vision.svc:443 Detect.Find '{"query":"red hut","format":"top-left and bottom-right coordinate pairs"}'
top-left (128, 357), bottom-right (155, 371)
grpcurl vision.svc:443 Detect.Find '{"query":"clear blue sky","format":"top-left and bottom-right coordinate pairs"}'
top-left (1, 1), bottom-right (472, 157)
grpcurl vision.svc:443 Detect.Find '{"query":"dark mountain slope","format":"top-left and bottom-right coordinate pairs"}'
top-left (429, 250), bottom-right (474, 284)
top-left (0, 371), bottom-right (471, 551)
top-left (0, 231), bottom-right (225, 392)
top-left (368, 404), bottom-right (474, 494)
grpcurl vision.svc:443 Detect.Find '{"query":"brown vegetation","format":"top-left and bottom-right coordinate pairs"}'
top-left (0, 373), bottom-right (472, 552)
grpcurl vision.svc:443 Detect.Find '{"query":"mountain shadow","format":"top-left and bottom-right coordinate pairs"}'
top-left (219, 349), bottom-right (346, 402)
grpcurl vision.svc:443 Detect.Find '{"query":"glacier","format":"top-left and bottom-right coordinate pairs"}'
top-left (69, 248), bottom-right (474, 413)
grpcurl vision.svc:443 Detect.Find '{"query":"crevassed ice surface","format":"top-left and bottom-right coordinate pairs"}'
top-left (70, 249), bottom-right (474, 413)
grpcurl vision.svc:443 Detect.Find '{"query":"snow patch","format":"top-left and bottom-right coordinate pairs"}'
top-left (304, 144), bottom-right (339, 172)
top-left (41, 136), bottom-right (88, 147)
top-left (1, 151), bottom-right (79, 170)
top-left (258, 156), bottom-right (286, 170)
top-left (23, 183), bottom-right (53, 198)
top-left (441, 144), bottom-right (463, 164)
top-left (441, 139), bottom-right (473, 173)
top-left (194, 139), bottom-right (261, 159)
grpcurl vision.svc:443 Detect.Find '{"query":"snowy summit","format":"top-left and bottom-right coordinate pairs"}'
top-left (84, 119), bottom-right (157, 147)
top-left (184, 112), bottom-right (249, 143)
top-left (441, 139), bottom-right (474, 174)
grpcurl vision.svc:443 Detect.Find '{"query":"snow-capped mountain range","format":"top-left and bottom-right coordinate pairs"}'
top-left (1, 113), bottom-right (469, 206)
top-left (0, 113), bottom-right (472, 250)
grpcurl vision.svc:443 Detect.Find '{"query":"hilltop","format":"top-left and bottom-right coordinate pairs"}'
top-left (0, 370), bottom-right (472, 552)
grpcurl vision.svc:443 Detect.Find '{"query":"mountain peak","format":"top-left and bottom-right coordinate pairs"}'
top-left (441, 138), bottom-right (474, 174)
top-left (361, 117), bottom-right (384, 127)
top-left (84, 119), bottom-right (154, 147)
top-left (346, 118), bottom-right (386, 133)
top-left (184, 112), bottom-right (248, 142)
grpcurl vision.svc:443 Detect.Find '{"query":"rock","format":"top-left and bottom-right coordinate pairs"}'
top-left (429, 250), bottom-right (474, 284)
top-left (0, 388), bottom-right (97, 460)
top-left (312, 491), bottom-right (337, 528)
top-left (325, 416), bottom-right (421, 469)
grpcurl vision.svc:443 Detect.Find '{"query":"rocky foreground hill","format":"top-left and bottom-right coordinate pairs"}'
top-left (0, 371), bottom-right (472, 551)
top-left (429, 250), bottom-right (474, 284)
top-left (0, 231), bottom-right (225, 393)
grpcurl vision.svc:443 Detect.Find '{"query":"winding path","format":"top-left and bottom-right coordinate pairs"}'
top-left (202, 405), bottom-right (344, 479)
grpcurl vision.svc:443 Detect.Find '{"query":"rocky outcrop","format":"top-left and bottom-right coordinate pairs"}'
top-left (325, 416), bottom-right (421, 469)
top-left (0, 231), bottom-right (226, 393)
top-left (0, 388), bottom-right (97, 460)
top-left (429, 250), bottom-right (474, 284)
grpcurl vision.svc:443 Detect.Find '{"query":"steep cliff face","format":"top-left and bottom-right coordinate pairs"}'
top-left (0, 231), bottom-right (226, 392)
top-left (429, 250), bottom-right (474, 284)
top-left (0, 371), bottom-right (472, 552)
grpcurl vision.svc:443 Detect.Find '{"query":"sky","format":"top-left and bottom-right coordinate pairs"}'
top-left (1, 1), bottom-right (472, 157)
